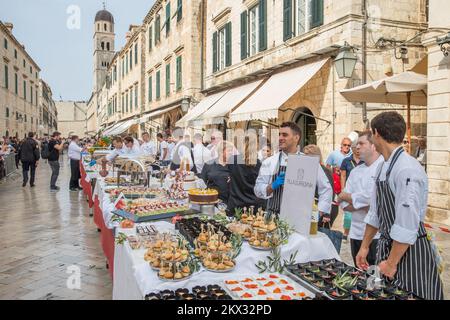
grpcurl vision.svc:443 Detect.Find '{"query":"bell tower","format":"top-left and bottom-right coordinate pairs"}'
top-left (93, 4), bottom-right (115, 92)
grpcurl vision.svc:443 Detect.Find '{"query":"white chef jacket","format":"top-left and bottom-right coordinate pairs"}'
top-left (364, 147), bottom-right (429, 245)
top-left (340, 155), bottom-right (384, 240)
top-left (68, 141), bottom-right (83, 161)
top-left (254, 151), bottom-right (333, 214)
top-left (159, 141), bottom-right (169, 161)
top-left (171, 140), bottom-right (193, 167)
top-left (193, 143), bottom-right (212, 174)
top-left (168, 142), bottom-right (176, 161)
top-left (140, 141), bottom-right (157, 157)
top-left (106, 145), bottom-right (141, 162)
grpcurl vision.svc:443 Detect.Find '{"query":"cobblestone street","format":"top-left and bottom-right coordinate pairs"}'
top-left (0, 155), bottom-right (112, 300)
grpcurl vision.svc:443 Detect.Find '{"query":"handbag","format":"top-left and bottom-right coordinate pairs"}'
top-left (319, 222), bottom-right (343, 254)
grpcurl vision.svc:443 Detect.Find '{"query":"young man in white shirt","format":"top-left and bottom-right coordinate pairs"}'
top-left (157, 133), bottom-right (170, 166)
top-left (167, 135), bottom-right (176, 161)
top-left (105, 136), bottom-right (140, 162)
top-left (254, 122), bottom-right (333, 217)
top-left (68, 135), bottom-right (84, 191)
top-left (140, 132), bottom-right (157, 157)
top-left (192, 133), bottom-right (212, 174)
top-left (337, 130), bottom-right (383, 266)
top-left (356, 112), bottom-right (443, 300)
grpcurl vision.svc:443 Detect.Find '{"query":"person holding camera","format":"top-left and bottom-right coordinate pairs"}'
top-left (48, 131), bottom-right (63, 192)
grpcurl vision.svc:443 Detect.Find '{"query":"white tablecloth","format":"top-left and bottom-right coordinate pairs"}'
top-left (112, 221), bottom-right (340, 300)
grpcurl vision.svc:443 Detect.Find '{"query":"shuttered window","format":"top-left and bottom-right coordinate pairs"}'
top-left (283, 0), bottom-right (293, 41)
top-left (176, 56), bottom-right (182, 91)
top-left (166, 63), bottom-right (171, 96)
top-left (148, 75), bottom-right (153, 102)
top-left (177, 0), bottom-right (183, 21)
top-left (156, 71), bottom-right (161, 99)
top-left (155, 15), bottom-right (161, 44)
top-left (165, 3), bottom-right (171, 37)
top-left (149, 26), bottom-right (153, 51)
top-left (259, 0), bottom-right (267, 51)
top-left (310, 0), bottom-right (324, 29)
top-left (240, 11), bottom-right (248, 60)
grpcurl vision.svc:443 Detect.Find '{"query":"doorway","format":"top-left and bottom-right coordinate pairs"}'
top-left (293, 107), bottom-right (317, 150)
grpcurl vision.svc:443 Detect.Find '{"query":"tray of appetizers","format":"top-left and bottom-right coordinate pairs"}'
top-left (112, 207), bottom-right (199, 223)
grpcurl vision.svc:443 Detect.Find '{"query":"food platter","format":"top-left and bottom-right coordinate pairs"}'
top-left (204, 264), bottom-right (236, 273)
top-left (248, 244), bottom-right (272, 251)
top-left (112, 208), bottom-right (200, 223)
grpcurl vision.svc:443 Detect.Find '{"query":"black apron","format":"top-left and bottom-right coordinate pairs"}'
top-left (267, 152), bottom-right (286, 216)
top-left (375, 147), bottom-right (443, 300)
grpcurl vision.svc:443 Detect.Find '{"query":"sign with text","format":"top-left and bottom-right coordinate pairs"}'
top-left (280, 154), bottom-right (319, 236)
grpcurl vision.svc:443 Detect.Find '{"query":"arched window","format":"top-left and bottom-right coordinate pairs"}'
top-left (101, 42), bottom-right (105, 50)
top-left (104, 23), bottom-right (107, 31)
top-left (107, 42), bottom-right (110, 51)
top-left (97, 24), bottom-right (99, 31)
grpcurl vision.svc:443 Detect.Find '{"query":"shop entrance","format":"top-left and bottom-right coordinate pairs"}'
top-left (293, 107), bottom-right (317, 150)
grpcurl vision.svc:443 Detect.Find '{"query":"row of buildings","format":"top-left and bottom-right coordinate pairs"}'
top-left (87, 0), bottom-right (449, 224)
top-left (0, 21), bottom-right (58, 139)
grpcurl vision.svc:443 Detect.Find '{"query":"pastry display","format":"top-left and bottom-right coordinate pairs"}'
top-left (223, 275), bottom-right (314, 300)
top-left (286, 259), bottom-right (422, 300)
top-left (240, 207), bottom-right (277, 232)
top-left (108, 187), bottom-right (164, 199)
top-left (104, 177), bottom-right (127, 185)
top-left (145, 285), bottom-right (232, 300)
top-left (125, 200), bottom-right (190, 217)
top-left (188, 189), bottom-right (219, 204)
top-left (175, 217), bottom-right (233, 247)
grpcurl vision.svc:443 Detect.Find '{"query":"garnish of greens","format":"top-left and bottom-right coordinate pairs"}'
top-left (332, 270), bottom-right (358, 292)
top-left (234, 208), bottom-right (243, 221)
top-left (115, 232), bottom-right (128, 245)
top-left (256, 248), bottom-right (298, 274)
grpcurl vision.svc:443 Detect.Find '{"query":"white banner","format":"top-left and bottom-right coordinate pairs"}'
top-left (280, 154), bottom-right (319, 236)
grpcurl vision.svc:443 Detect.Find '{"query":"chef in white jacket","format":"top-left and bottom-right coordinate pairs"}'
top-left (140, 132), bottom-right (157, 157)
top-left (338, 130), bottom-right (383, 266)
top-left (254, 122), bottom-right (332, 217)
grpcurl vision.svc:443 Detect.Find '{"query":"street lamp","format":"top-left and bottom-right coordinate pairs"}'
top-left (181, 97), bottom-right (190, 113)
top-left (334, 42), bottom-right (358, 79)
top-left (437, 32), bottom-right (450, 57)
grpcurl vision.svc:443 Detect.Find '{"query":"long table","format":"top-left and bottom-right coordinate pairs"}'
top-left (112, 221), bottom-right (340, 300)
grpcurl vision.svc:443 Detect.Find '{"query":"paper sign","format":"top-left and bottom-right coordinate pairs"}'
top-left (280, 154), bottom-right (319, 236)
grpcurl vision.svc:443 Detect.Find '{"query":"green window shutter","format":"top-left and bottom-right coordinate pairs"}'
top-left (122, 95), bottom-right (124, 113)
top-left (130, 88), bottom-right (133, 109)
top-left (31, 86), bottom-right (33, 104)
top-left (240, 11), bottom-right (248, 60)
top-left (259, 0), bottom-right (267, 51)
top-left (310, 0), bottom-right (324, 29)
top-left (212, 31), bottom-right (218, 72)
top-left (149, 26), bottom-right (153, 51)
top-left (176, 56), bottom-right (182, 91)
top-left (126, 92), bottom-right (129, 112)
top-left (135, 43), bottom-right (138, 65)
top-left (148, 76), bottom-right (153, 102)
top-left (166, 63), bottom-right (171, 96)
top-left (225, 22), bottom-right (232, 67)
top-left (130, 50), bottom-right (133, 69)
top-left (135, 85), bottom-right (138, 109)
top-left (23, 80), bottom-right (26, 99)
top-left (177, 0), bottom-right (183, 21)
top-left (156, 71), bottom-right (161, 99)
top-left (14, 73), bottom-right (18, 94)
top-left (283, 0), bottom-right (293, 41)
top-left (155, 16), bottom-right (161, 43)
top-left (4, 65), bottom-right (8, 89)
top-left (166, 3), bottom-right (171, 37)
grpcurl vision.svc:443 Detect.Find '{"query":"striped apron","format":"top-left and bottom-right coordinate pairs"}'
top-left (375, 148), bottom-right (443, 300)
top-left (267, 153), bottom-right (286, 216)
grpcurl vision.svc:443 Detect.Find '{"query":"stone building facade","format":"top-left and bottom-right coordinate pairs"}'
top-left (56, 101), bottom-right (87, 138)
top-left (422, 0), bottom-right (450, 224)
top-left (0, 21), bottom-right (42, 139)
top-left (201, 0), bottom-right (428, 155)
top-left (39, 80), bottom-right (57, 136)
top-left (89, 0), bottom-right (204, 139)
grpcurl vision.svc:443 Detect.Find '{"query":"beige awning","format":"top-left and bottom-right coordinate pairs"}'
top-left (229, 59), bottom-right (329, 123)
top-left (107, 119), bottom-right (139, 136)
top-left (139, 105), bottom-right (180, 123)
top-left (176, 91), bottom-right (228, 127)
top-left (340, 71), bottom-right (427, 106)
top-left (409, 56), bottom-right (428, 75)
top-left (192, 80), bottom-right (263, 126)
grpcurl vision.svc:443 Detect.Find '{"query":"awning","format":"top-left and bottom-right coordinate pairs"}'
top-left (107, 118), bottom-right (139, 136)
top-left (229, 59), bottom-right (329, 123)
top-left (139, 105), bottom-right (180, 123)
top-left (192, 80), bottom-right (263, 126)
top-left (103, 122), bottom-right (123, 136)
top-left (340, 71), bottom-right (427, 106)
top-left (176, 91), bottom-right (228, 127)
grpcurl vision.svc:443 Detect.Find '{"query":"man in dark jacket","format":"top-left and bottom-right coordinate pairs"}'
top-left (19, 132), bottom-right (40, 187)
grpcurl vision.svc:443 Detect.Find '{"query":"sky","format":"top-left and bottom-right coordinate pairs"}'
top-left (0, 0), bottom-right (155, 101)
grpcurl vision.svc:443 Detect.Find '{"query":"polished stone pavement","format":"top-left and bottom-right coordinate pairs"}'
top-left (0, 155), bottom-right (112, 300)
top-left (0, 155), bottom-right (448, 299)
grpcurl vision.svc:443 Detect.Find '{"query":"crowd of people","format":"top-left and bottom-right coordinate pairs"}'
top-left (0, 110), bottom-right (442, 299)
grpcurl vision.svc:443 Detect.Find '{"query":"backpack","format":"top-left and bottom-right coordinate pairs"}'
top-left (41, 141), bottom-right (50, 159)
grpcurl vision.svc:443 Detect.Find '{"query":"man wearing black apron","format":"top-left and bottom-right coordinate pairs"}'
top-left (254, 122), bottom-right (332, 218)
top-left (356, 112), bottom-right (443, 300)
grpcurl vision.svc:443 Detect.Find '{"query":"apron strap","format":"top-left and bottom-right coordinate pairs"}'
top-left (386, 147), bottom-right (404, 181)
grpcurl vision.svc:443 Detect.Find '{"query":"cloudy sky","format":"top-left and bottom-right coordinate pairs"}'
top-left (1, 0), bottom-right (155, 101)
